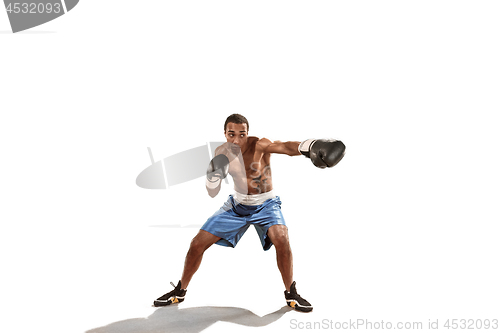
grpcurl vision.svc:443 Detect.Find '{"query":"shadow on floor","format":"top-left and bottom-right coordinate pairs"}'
top-left (86, 305), bottom-right (292, 333)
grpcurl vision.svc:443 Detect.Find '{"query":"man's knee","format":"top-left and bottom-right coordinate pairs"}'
top-left (268, 225), bottom-right (290, 250)
top-left (189, 230), bottom-right (219, 254)
top-left (188, 238), bottom-right (204, 255)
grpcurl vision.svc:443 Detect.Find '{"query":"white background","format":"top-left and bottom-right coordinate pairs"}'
top-left (1, 1), bottom-right (499, 332)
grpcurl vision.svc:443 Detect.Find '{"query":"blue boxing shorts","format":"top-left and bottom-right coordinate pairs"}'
top-left (201, 191), bottom-right (286, 251)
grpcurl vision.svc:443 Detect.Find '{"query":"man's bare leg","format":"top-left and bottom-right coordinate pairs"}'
top-left (180, 229), bottom-right (220, 289)
top-left (268, 224), bottom-right (312, 312)
top-left (267, 224), bottom-right (293, 291)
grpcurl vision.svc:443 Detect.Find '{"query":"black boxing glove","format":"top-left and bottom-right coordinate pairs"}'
top-left (206, 154), bottom-right (230, 189)
top-left (299, 139), bottom-right (346, 168)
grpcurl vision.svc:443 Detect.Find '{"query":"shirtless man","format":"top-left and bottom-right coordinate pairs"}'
top-left (153, 114), bottom-right (345, 312)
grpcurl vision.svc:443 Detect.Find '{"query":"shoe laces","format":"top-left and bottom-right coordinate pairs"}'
top-left (171, 281), bottom-right (186, 292)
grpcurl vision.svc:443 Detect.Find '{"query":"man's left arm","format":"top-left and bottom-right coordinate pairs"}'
top-left (260, 138), bottom-right (346, 168)
top-left (259, 139), bottom-right (301, 156)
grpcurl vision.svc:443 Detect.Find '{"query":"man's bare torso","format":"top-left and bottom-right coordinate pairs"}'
top-left (216, 136), bottom-right (273, 195)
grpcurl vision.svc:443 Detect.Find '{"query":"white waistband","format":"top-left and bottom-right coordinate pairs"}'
top-left (234, 190), bottom-right (275, 206)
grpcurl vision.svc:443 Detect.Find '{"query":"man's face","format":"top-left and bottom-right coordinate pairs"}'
top-left (224, 122), bottom-right (248, 152)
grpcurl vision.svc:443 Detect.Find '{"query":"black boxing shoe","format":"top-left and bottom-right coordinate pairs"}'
top-left (285, 281), bottom-right (313, 312)
top-left (153, 281), bottom-right (186, 307)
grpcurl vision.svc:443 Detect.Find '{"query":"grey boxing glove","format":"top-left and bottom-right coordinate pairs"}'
top-left (206, 154), bottom-right (230, 189)
top-left (299, 139), bottom-right (346, 168)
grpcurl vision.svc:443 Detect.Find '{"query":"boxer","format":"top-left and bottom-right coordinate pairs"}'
top-left (153, 114), bottom-right (345, 312)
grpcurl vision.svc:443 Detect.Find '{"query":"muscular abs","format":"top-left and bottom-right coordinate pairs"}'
top-left (228, 138), bottom-right (274, 195)
top-left (247, 160), bottom-right (272, 195)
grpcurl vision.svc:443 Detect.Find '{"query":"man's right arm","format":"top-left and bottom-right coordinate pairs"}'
top-left (206, 153), bottom-right (230, 198)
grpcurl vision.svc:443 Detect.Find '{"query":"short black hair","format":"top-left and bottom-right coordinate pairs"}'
top-left (224, 114), bottom-right (249, 132)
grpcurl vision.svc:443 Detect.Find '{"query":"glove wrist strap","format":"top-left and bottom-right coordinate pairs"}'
top-left (206, 177), bottom-right (221, 189)
top-left (298, 139), bottom-right (316, 158)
